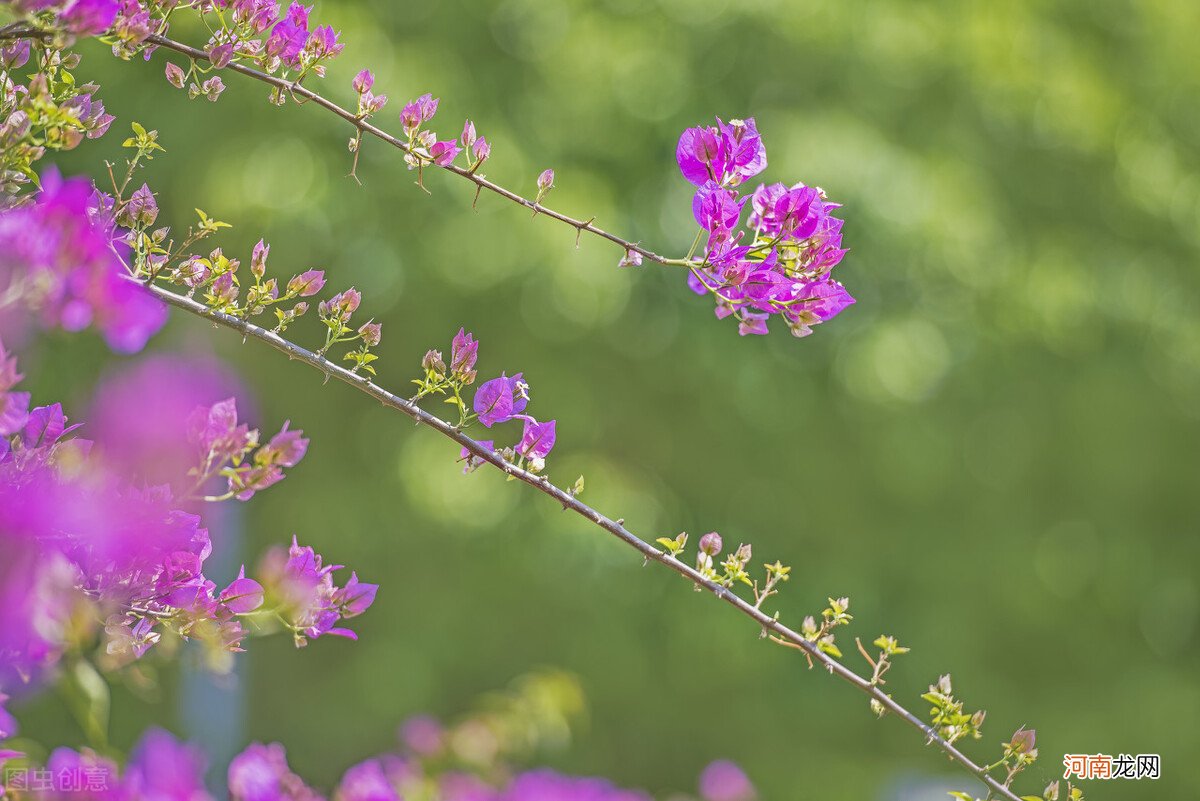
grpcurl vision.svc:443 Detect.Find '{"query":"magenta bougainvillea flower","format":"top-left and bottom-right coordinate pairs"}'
top-left (123, 727), bottom-right (211, 798)
top-left (699, 759), bottom-right (757, 801)
top-left (338, 758), bottom-right (404, 801)
top-left (0, 341), bottom-right (30, 438)
top-left (186, 397), bottom-right (309, 501)
top-left (229, 742), bottom-right (323, 801)
top-left (401, 93), bottom-right (440, 134)
top-left (693, 180), bottom-right (746, 232)
top-left (516, 417), bottom-right (556, 461)
top-left (0, 344), bottom-right (373, 697)
top-left (0, 171), bottom-right (167, 352)
top-left (676, 118), bottom-right (854, 337)
top-left (430, 139), bottom-right (462, 166)
top-left (473, 372), bottom-right (529, 428)
top-left (265, 2), bottom-right (311, 65)
top-left (89, 354), bottom-right (248, 493)
top-left (256, 535), bottom-right (379, 644)
top-left (59, 0), bottom-right (118, 36)
top-left (676, 118), bottom-right (766, 188)
top-left (450, 327), bottom-right (479, 380)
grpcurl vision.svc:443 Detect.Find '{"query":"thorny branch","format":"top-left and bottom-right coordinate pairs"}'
top-left (141, 32), bottom-right (683, 268)
top-left (146, 282), bottom-right (1026, 801)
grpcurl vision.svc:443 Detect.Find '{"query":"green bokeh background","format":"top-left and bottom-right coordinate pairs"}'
top-left (21, 0), bottom-right (1200, 797)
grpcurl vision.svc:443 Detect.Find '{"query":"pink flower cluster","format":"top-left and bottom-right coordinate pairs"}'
top-left (187, 397), bottom-right (309, 501)
top-left (0, 714), bottom-right (756, 801)
top-left (0, 171), bottom-right (166, 352)
top-left (396, 93), bottom-right (491, 172)
top-left (422, 328), bottom-right (558, 473)
top-left (252, 711), bottom-right (757, 801)
top-left (0, 727), bottom-right (208, 798)
top-left (0, 344), bottom-right (375, 715)
top-left (156, 0), bottom-right (346, 99)
top-left (677, 118), bottom-right (854, 337)
top-left (5, 0), bottom-right (118, 37)
top-left (256, 536), bottom-right (378, 645)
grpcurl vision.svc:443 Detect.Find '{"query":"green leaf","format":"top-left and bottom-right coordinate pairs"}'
top-left (818, 641), bottom-right (842, 658)
top-left (655, 537), bottom-right (681, 554)
top-left (131, 121), bottom-right (147, 138)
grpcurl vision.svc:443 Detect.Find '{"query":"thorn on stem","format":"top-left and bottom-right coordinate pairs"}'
top-left (574, 217), bottom-right (596, 249)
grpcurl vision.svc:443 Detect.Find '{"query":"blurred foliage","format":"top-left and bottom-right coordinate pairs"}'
top-left (15, 0), bottom-right (1200, 797)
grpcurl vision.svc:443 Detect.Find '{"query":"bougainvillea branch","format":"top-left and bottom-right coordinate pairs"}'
top-left (0, 6), bottom-right (1058, 798)
top-left (137, 33), bottom-right (674, 267)
top-left (2, 6), bottom-right (855, 338)
top-left (145, 281), bottom-right (1025, 801)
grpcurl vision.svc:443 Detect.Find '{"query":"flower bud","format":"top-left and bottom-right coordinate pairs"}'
top-left (617, 249), bottom-right (643, 268)
top-left (699, 531), bottom-right (723, 556)
top-left (211, 272), bottom-right (238, 305)
top-left (422, 349), bottom-right (447, 376)
top-left (363, 92), bottom-right (388, 113)
top-left (734, 543), bottom-right (752, 564)
top-left (251, 239), bottom-right (270, 279)
top-left (400, 102), bottom-right (421, 134)
top-left (208, 42), bottom-right (234, 69)
top-left (450, 327), bottom-right (478, 377)
top-left (472, 137), bottom-right (491, 164)
top-left (0, 110), bottom-right (30, 145)
top-left (180, 256), bottom-right (210, 287)
top-left (429, 139), bottom-right (461, 166)
top-left (286, 270), bottom-right (325, 297)
top-left (537, 168), bottom-right (554, 191)
top-left (202, 76), bottom-right (226, 101)
top-left (358, 321), bottom-right (382, 347)
top-left (337, 287), bottom-right (362, 315)
top-left (461, 119), bottom-right (477, 149)
top-left (1, 40), bottom-right (31, 70)
top-left (117, 183), bottom-right (158, 228)
top-left (352, 69), bottom-right (374, 95)
top-left (1009, 727), bottom-right (1034, 754)
top-left (400, 93), bottom-right (438, 135)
